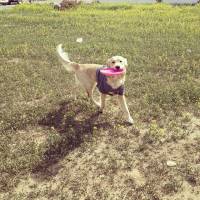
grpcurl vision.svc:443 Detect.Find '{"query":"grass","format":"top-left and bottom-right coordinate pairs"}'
top-left (0, 3), bottom-right (200, 200)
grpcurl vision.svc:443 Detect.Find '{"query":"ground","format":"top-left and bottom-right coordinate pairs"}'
top-left (0, 3), bottom-right (200, 200)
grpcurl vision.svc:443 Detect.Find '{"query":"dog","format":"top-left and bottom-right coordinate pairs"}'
top-left (56, 44), bottom-right (133, 124)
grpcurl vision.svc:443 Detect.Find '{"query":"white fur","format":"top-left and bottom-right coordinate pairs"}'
top-left (56, 44), bottom-right (74, 72)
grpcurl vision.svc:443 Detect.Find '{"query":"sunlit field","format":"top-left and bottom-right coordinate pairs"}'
top-left (0, 3), bottom-right (200, 199)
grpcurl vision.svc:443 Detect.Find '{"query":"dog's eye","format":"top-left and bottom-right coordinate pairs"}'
top-left (112, 61), bottom-right (115, 64)
top-left (119, 60), bottom-right (122, 63)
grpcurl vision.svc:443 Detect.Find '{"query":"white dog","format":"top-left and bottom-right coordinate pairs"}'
top-left (56, 44), bottom-right (133, 124)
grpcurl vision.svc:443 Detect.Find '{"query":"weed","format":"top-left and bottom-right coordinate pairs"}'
top-left (0, 3), bottom-right (200, 199)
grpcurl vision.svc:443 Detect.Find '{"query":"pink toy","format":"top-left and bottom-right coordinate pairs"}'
top-left (100, 68), bottom-right (126, 76)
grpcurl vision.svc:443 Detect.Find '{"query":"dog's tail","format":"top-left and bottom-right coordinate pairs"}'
top-left (56, 44), bottom-right (79, 72)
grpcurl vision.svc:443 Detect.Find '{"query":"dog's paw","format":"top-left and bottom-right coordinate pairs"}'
top-left (98, 108), bottom-right (104, 114)
top-left (126, 117), bottom-right (134, 125)
top-left (94, 101), bottom-right (101, 108)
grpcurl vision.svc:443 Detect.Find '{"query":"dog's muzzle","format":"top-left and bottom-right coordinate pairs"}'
top-left (115, 66), bottom-right (120, 70)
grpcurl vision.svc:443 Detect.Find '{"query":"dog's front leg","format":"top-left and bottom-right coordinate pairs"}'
top-left (118, 95), bottom-right (133, 125)
top-left (99, 93), bottom-right (106, 113)
top-left (88, 84), bottom-right (101, 108)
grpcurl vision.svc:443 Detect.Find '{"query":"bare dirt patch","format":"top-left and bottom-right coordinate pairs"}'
top-left (1, 99), bottom-right (199, 199)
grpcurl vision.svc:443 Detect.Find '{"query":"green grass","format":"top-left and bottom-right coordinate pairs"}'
top-left (0, 3), bottom-right (200, 200)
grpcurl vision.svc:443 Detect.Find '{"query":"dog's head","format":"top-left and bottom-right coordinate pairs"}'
top-left (106, 56), bottom-right (128, 71)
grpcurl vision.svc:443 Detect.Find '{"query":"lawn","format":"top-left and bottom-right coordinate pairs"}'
top-left (0, 3), bottom-right (200, 199)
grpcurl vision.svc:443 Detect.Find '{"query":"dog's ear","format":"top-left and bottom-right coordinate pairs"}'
top-left (106, 58), bottom-right (112, 67)
top-left (124, 58), bottom-right (128, 66)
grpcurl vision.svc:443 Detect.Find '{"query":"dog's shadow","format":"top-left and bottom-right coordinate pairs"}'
top-left (32, 100), bottom-right (112, 179)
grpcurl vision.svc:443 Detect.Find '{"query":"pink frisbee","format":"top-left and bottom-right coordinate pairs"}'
top-left (100, 68), bottom-right (126, 76)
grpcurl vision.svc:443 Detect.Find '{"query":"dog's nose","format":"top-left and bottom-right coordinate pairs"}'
top-left (115, 66), bottom-right (120, 70)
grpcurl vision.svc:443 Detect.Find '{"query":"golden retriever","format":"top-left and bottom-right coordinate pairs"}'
top-left (56, 44), bottom-right (133, 124)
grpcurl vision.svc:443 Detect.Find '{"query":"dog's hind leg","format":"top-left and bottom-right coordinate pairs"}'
top-left (72, 74), bottom-right (79, 100)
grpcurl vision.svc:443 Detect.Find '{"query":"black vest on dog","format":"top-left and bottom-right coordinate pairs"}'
top-left (96, 67), bottom-right (124, 96)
